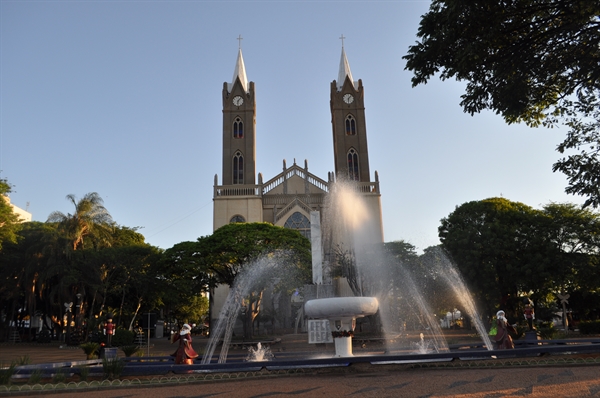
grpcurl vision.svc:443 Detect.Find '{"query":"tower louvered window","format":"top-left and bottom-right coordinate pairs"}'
top-left (233, 151), bottom-right (244, 184)
top-left (233, 117), bottom-right (244, 138)
top-left (345, 114), bottom-right (356, 135)
top-left (347, 148), bottom-right (359, 181)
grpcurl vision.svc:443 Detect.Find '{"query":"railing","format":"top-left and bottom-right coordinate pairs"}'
top-left (214, 185), bottom-right (261, 197)
top-left (262, 164), bottom-right (329, 195)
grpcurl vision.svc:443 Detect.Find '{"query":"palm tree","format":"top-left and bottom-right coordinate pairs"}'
top-left (47, 192), bottom-right (114, 251)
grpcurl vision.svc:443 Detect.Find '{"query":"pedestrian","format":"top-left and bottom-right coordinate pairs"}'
top-left (171, 323), bottom-right (199, 364)
top-left (494, 310), bottom-right (516, 349)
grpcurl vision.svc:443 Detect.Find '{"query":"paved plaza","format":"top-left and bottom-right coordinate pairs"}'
top-left (1, 334), bottom-right (600, 397)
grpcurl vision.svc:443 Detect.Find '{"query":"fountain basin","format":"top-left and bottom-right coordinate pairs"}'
top-left (305, 297), bottom-right (379, 357)
top-left (305, 297), bottom-right (379, 319)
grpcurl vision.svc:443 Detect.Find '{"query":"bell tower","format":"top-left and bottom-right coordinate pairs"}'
top-left (330, 41), bottom-right (371, 182)
top-left (222, 45), bottom-right (256, 185)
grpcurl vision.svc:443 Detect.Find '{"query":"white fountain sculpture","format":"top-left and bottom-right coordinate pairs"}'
top-left (304, 296), bottom-right (379, 357)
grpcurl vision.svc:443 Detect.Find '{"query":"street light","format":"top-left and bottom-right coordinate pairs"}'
top-left (75, 293), bottom-right (82, 329)
top-left (64, 302), bottom-right (73, 344)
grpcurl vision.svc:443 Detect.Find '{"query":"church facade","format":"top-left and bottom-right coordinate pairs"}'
top-left (214, 46), bottom-right (383, 238)
top-left (211, 45), bottom-right (384, 327)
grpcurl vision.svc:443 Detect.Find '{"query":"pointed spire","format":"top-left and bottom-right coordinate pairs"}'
top-left (337, 36), bottom-right (355, 91)
top-left (229, 46), bottom-right (249, 93)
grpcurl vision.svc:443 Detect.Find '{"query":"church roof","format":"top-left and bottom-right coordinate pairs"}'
top-left (337, 46), bottom-right (356, 91)
top-left (228, 48), bottom-right (248, 93)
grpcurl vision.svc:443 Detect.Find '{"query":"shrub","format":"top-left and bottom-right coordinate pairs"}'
top-left (110, 329), bottom-right (135, 347)
top-left (15, 356), bottom-right (30, 366)
top-left (0, 363), bottom-right (16, 385)
top-left (28, 369), bottom-right (43, 385)
top-left (78, 366), bottom-right (90, 381)
top-left (52, 369), bottom-right (66, 384)
top-left (120, 345), bottom-right (140, 357)
top-left (102, 357), bottom-right (125, 380)
top-left (578, 320), bottom-right (600, 335)
top-left (80, 342), bottom-right (100, 359)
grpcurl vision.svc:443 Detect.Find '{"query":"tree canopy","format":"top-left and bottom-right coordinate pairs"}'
top-left (47, 192), bottom-right (114, 251)
top-left (404, 0), bottom-right (600, 207)
top-left (197, 222), bottom-right (312, 288)
top-left (0, 178), bottom-right (22, 251)
top-left (404, 0), bottom-right (599, 124)
top-left (439, 197), bottom-right (600, 318)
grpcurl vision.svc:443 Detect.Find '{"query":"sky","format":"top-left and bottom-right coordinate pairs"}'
top-left (1, 0), bottom-right (584, 253)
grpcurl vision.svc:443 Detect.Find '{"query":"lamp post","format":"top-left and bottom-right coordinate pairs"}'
top-left (64, 302), bottom-right (73, 344)
top-left (75, 293), bottom-right (82, 329)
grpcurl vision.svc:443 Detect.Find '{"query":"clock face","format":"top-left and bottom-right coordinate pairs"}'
top-left (233, 95), bottom-right (244, 106)
top-left (343, 94), bottom-right (354, 104)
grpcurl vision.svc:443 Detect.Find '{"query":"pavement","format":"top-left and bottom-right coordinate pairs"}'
top-left (2, 333), bottom-right (600, 397)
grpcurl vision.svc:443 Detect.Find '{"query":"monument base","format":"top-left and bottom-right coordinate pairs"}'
top-left (100, 347), bottom-right (118, 359)
top-left (524, 330), bottom-right (542, 345)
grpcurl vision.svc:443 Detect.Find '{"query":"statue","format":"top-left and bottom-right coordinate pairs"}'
top-left (493, 310), bottom-right (516, 349)
top-left (104, 314), bottom-right (115, 347)
top-left (171, 324), bottom-right (199, 364)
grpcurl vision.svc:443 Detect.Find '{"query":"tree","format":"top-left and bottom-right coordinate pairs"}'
top-left (158, 241), bottom-right (213, 332)
top-left (438, 198), bottom-right (547, 317)
top-left (196, 223), bottom-right (312, 339)
top-left (0, 178), bottom-right (22, 251)
top-left (404, 1), bottom-right (600, 206)
top-left (552, 91), bottom-right (600, 207)
top-left (199, 223), bottom-right (312, 288)
top-left (439, 197), bottom-right (600, 320)
top-left (47, 192), bottom-right (114, 251)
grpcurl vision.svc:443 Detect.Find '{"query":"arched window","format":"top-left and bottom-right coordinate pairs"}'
top-left (233, 117), bottom-right (244, 138)
top-left (347, 148), bottom-right (359, 181)
top-left (345, 114), bottom-right (356, 135)
top-left (233, 151), bottom-right (244, 184)
top-left (284, 212), bottom-right (311, 239)
top-left (230, 215), bottom-right (246, 223)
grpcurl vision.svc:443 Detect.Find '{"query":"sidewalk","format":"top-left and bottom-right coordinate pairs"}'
top-left (2, 334), bottom-right (600, 397)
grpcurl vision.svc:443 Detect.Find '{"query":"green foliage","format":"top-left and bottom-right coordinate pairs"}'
top-left (78, 366), bottom-right (90, 381)
top-left (46, 192), bottom-right (114, 251)
top-left (0, 363), bottom-right (16, 385)
top-left (439, 198), bottom-right (600, 318)
top-left (578, 320), bottom-right (600, 335)
top-left (110, 328), bottom-right (135, 347)
top-left (0, 178), bottom-right (22, 251)
top-left (52, 369), bottom-right (66, 384)
top-left (102, 357), bottom-right (125, 380)
top-left (28, 369), bottom-right (43, 385)
top-left (120, 344), bottom-right (140, 357)
top-left (198, 222), bottom-right (312, 287)
top-left (552, 90), bottom-right (600, 208)
top-left (80, 342), bottom-right (100, 359)
top-left (384, 240), bottom-right (419, 263)
top-left (404, 1), bottom-right (600, 208)
top-left (404, 0), bottom-right (599, 125)
top-left (176, 295), bottom-right (209, 326)
top-left (15, 356), bottom-right (30, 366)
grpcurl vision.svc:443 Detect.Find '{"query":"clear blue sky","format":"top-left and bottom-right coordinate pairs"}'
top-left (1, 0), bottom-right (583, 252)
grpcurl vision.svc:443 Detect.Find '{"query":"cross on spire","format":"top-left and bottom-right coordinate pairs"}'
top-left (237, 35), bottom-right (243, 49)
top-left (339, 34), bottom-right (346, 48)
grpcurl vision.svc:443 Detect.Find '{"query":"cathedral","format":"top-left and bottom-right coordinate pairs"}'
top-left (211, 43), bottom-right (384, 327)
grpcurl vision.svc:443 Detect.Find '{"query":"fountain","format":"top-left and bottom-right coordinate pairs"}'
top-left (414, 333), bottom-right (432, 354)
top-left (304, 296), bottom-right (378, 357)
top-left (246, 342), bottom-right (274, 362)
top-left (204, 179), bottom-right (492, 364)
